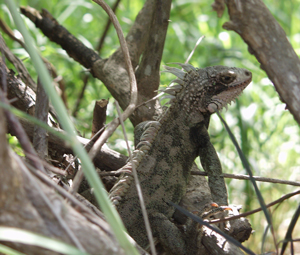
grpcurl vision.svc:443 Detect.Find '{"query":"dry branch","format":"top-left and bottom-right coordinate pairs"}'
top-left (91, 99), bottom-right (108, 139)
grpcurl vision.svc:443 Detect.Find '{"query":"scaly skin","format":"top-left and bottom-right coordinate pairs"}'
top-left (110, 64), bottom-right (252, 254)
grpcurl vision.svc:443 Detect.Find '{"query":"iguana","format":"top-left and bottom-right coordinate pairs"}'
top-left (109, 64), bottom-right (252, 254)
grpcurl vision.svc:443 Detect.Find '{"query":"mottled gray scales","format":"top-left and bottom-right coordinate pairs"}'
top-left (109, 64), bottom-right (252, 254)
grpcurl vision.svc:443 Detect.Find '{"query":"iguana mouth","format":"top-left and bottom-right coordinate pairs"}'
top-left (228, 74), bottom-right (252, 89)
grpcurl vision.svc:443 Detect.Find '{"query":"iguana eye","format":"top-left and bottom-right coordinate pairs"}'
top-left (220, 75), bottom-right (235, 84)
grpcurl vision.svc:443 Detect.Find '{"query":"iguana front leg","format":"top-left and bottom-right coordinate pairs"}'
top-left (196, 124), bottom-right (228, 205)
top-left (135, 120), bottom-right (227, 207)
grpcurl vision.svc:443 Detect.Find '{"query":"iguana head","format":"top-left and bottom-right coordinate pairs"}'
top-left (163, 64), bottom-right (252, 114)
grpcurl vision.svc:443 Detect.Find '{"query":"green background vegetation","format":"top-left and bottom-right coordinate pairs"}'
top-left (2, 0), bottom-right (300, 253)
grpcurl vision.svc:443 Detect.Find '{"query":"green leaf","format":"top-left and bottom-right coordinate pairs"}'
top-left (0, 227), bottom-right (90, 255)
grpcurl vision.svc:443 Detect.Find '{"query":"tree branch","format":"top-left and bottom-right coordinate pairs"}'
top-left (0, 25), bottom-right (36, 91)
top-left (223, 0), bottom-right (300, 124)
top-left (0, 57), bottom-right (127, 171)
top-left (134, 0), bottom-right (172, 124)
top-left (20, 2), bottom-right (160, 125)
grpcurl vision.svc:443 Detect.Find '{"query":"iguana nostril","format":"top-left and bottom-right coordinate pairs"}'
top-left (245, 70), bottom-right (252, 77)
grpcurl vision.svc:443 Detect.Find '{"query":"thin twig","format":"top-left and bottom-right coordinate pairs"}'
top-left (184, 35), bottom-right (205, 64)
top-left (0, 18), bottom-right (25, 47)
top-left (115, 101), bottom-right (157, 255)
top-left (25, 153), bottom-right (66, 176)
top-left (192, 171), bottom-right (300, 187)
top-left (104, 169), bottom-right (300, 187)
top-left (280, 201), bottom-right (300, 255)
top-left (135, 93), bottom-right (162, 110)
top-left (96, 0), bottom-right (121, 52)
top-left (209, 189), bottom-right (300, 224)
top-left (89, 0), bottom-right (137, 160)
top-left (67, 126), bottom-right (106, 168)
top-left (68, 126), bottom-right (106, 195)
top-left (72, 75), bottom-right (89, 117)
top-left (72, 0), bottom-right (121, 117)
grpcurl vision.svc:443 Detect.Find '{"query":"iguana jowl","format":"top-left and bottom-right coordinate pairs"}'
top-left (109, 64), bottom-right (252, 254)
